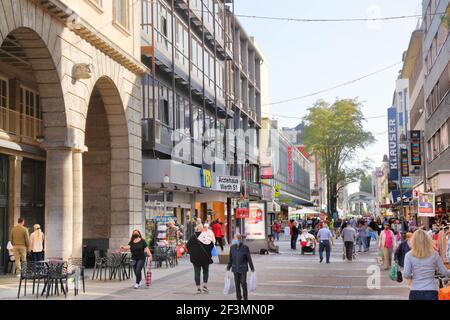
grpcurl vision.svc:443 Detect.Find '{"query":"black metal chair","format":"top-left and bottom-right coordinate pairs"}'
top-left (105, 254), bottom-right (123, 281)
top-left (68, 258), bottom-right (86, 295)
top-left (42, 261), bottom-right (69, 299)
top-left (121, 253), bottom-right (132, 280)
top-left (92, 250), bottom-right (107, 280)
top-left (153, 247), bottom-right (170, 269)
top-left (17, 261), bottom-right (47, 299)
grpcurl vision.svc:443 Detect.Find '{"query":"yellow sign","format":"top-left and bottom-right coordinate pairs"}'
top-left (274, 184), bottom-right (281, 198)
top-left (201, 169), bottom-right (212, 188)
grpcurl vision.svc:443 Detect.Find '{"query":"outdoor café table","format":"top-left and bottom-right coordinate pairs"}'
top-left (106, 252), bottom-right (131, 281)
top-left (39, 260), bottom-right (80, 297)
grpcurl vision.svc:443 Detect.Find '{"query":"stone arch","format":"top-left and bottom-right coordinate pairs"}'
top-left (83, 76), bottom-right (132, 252)
top-left (0, 1), bottom-right (69, 143)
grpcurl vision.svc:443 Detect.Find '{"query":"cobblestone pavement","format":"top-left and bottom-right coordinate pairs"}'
top-left (0, 239), bottom-right (409, 300)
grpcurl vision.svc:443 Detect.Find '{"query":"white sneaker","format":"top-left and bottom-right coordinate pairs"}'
top-left (138, 283), bottom-right (142, 288)
top-left (134, 284), bottom-right (139, 289)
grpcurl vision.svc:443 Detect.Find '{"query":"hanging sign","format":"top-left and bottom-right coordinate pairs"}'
top-left (216, 176), bottom-right (241, 192)
top-left (410, 130), bottom-right (422, 166)
top-left (400, 147), bottom-right (409, 177)
top-left (387, 107), bottom-right (399, 181)
top-left (287, 146), bottom-right (294, 184)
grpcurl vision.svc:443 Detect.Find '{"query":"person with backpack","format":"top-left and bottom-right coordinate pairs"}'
top-left (186, 224), bottom-right (214, 294)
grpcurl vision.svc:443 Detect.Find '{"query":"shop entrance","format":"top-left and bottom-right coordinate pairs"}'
top-left (0, 155), bottom-right (7, 273)
top-left (20, 159), bottom-right (45, 233)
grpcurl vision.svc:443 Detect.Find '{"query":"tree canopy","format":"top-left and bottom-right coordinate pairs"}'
top-left (302, 98), bottom-right (375, 217)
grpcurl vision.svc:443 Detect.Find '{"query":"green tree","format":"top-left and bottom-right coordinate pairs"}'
top-left (359, 174), bottom-right (373, 194)
top-left (302, 98), bottom-right (375, 218)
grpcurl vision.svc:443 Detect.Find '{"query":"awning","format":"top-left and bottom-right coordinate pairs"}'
top-left (278, 190), bottom-right (314, 207)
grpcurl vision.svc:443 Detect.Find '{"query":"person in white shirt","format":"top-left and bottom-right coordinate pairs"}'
top-left (29, 224), bottom-right (45, 262)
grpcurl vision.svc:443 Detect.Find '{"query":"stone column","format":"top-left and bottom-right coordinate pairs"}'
top-left (45, 148), bottom-right (73, 260)
top-left (72, 150), bottom-right (83, 259)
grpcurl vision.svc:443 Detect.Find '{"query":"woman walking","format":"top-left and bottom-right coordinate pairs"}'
top-left (394, 232), bottom-right (412, 270)
top-left (403, 230), bottom-right (450, 300)
top-left (227, 234), bottom-right (255, 300)
top-left (291, 221), bottom-right (299, 250)
top-left (120, 230), bottom-right (152, 289)
top-left (186, 224), bottom-right (214, 294)
top-left (29, 224), bottom-right (45, 262)
top-left (378, 223), bottom-right (397, 270)
top-left (212, 219), bottom-right (224, 252)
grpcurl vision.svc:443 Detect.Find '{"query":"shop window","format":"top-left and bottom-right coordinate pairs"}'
top-left (0, 77), bottom-right (8, 109)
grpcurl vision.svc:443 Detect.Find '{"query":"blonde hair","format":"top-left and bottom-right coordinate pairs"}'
top-left (410, 230), bottom-right (434, 259)
top-left (33, 224), bottom-right (43, 242)
top-left (195, 224), bottom-right (204, 232)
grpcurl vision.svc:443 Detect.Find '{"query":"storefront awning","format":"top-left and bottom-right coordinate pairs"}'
top-left (277, 191), bottom-right (314, 207)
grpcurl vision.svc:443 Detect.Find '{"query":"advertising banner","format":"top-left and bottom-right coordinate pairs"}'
top-left (245, 203), bottom-right (266, 240)
top-left (287, 146), bottom-right (294, 184)
top-left (410, 130), bottom-right (422, 166)
top-left (418, 192), bottom-right (435, 217)
top-left (236, 200), bottom-right (250, 219)
top-left (387, 107), bottom-right (399, 181)
top-left (400, 147), bottom-right (409, 177)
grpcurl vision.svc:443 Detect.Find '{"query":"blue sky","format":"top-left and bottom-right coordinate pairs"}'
top-left (235, 0), bottom-right (422, 193)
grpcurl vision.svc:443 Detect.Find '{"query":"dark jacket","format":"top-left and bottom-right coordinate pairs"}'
top-left (227, 244), bottom-right (255, 274)
top-left (292, 226), bottom-right (299, 237)
top-left (394, 241), bottom-right (411, 268)
top-left (186, 232), bottom-right (214, 267)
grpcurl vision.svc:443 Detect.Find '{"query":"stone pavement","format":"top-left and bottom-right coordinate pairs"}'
top-left (0, 239), bottom-right (410, 300)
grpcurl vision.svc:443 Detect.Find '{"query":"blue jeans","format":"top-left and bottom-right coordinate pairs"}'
top-left (31, 252), bottom-right (44, 262)
top-left (273, 232), bottom-right (279, 241)
top-left (319, 240), bottom-right (331, 263)
top-left (409, 290), bottom-right (438, 300)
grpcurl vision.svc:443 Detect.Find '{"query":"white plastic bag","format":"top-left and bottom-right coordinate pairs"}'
top-left (223, 271), bottom-right (235, 295)
top-left (248, 271), bottom-right (257, 292)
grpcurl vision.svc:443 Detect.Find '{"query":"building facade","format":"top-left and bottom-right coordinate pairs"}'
top-left (422, 0), bottom-right (450, 220)
top-left (140, 0), bottom-right (265, 243)
top-left (0, 0), bottom-right (146, 269)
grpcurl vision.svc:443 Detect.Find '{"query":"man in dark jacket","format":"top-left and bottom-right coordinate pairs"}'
top-left (227, 234), bottom-right (255, 300)
top-left (291, 221), bottom-right (299, 250)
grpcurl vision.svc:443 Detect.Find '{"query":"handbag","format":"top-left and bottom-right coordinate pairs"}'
top-left (211, 246), bottom-right (218, 257)
top-left (396, 270), bottom-right (403, 283)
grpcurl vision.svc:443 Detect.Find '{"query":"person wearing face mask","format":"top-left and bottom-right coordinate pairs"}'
top-left (227, 234), bottom-right (255, 301)
top-left (378, 223), bottom-right (397, 270)
top-left (120, 230), bottom-right (152, 289)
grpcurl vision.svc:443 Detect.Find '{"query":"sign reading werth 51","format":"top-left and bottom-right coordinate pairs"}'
top-left (216, 176), bottom-right (241, 192)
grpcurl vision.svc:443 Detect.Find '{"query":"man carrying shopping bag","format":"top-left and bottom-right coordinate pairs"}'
top-left (226, 234), bottom-right (255, 300)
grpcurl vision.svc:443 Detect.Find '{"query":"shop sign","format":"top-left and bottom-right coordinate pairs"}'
top-left (147, 216), bottom-right (176, 223)
top-left (246, 182), bottom-right (260, 197)
top-left (236, 200), bottom-right (250, 219)
top-left (200, 169), bottom-right (212, 188)
top-left (260, 166), bottom-right (274, 180)
top-left (417, 192), bottom-right (435, 217)
top-left (287, 146), bottom-right (294, 184)
top-left (274, 184), bottom-right (281, 198)
top-left (410, 130), bottom-right (421, 166)
top-left (387, 107), bottom-right (399, 181)
top-left (216, 176), bottom-right (241, 192)
top-left (375, 167), bottom-right (383, 178)
top-left (400, 147), bottom-right (409, 177)
top-left (401, 177), bottom-right (414, 189)
top-left (245, 203), bottom-right (266, 240)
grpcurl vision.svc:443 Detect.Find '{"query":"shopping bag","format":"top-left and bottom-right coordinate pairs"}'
top-left (248, 271), bottom-right (257, 292)
top-left (389, 263), bottom-right (398, 281)
top-left (211, 246), bottom-right (218, 257)
top-left (223, 271), bottom-right (235, 295)
top-left (396, 270), bottom-right (403, 283)
top-left (146, 257), bottom-right (152, 288)
top-left (438, 286), bottom-right (450, 300)
top-left (176, 245), bottom-right (182, 258)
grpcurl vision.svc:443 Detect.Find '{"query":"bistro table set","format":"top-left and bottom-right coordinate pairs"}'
top-left (17, 258), bottom-right (85, 299)
top-left (92, 251), bottom-right (133, 281)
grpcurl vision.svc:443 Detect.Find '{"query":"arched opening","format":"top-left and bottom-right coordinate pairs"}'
top-left (83, 77), bottom-right (130, 253)
top-left (0, 27), bottom-right (66, 265)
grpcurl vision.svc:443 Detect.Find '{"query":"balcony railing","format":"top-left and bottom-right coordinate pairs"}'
top-left (0, 107), bottom-right (44, 142)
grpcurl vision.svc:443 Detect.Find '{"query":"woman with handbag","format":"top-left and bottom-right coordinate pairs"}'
top-left (186, 224), bottom-right (214, 294)
top-left (120, 230), bottom-right (152, 289)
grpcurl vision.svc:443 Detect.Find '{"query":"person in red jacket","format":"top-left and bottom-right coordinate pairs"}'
top-left (212, 219), bottom-right (224, 251)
